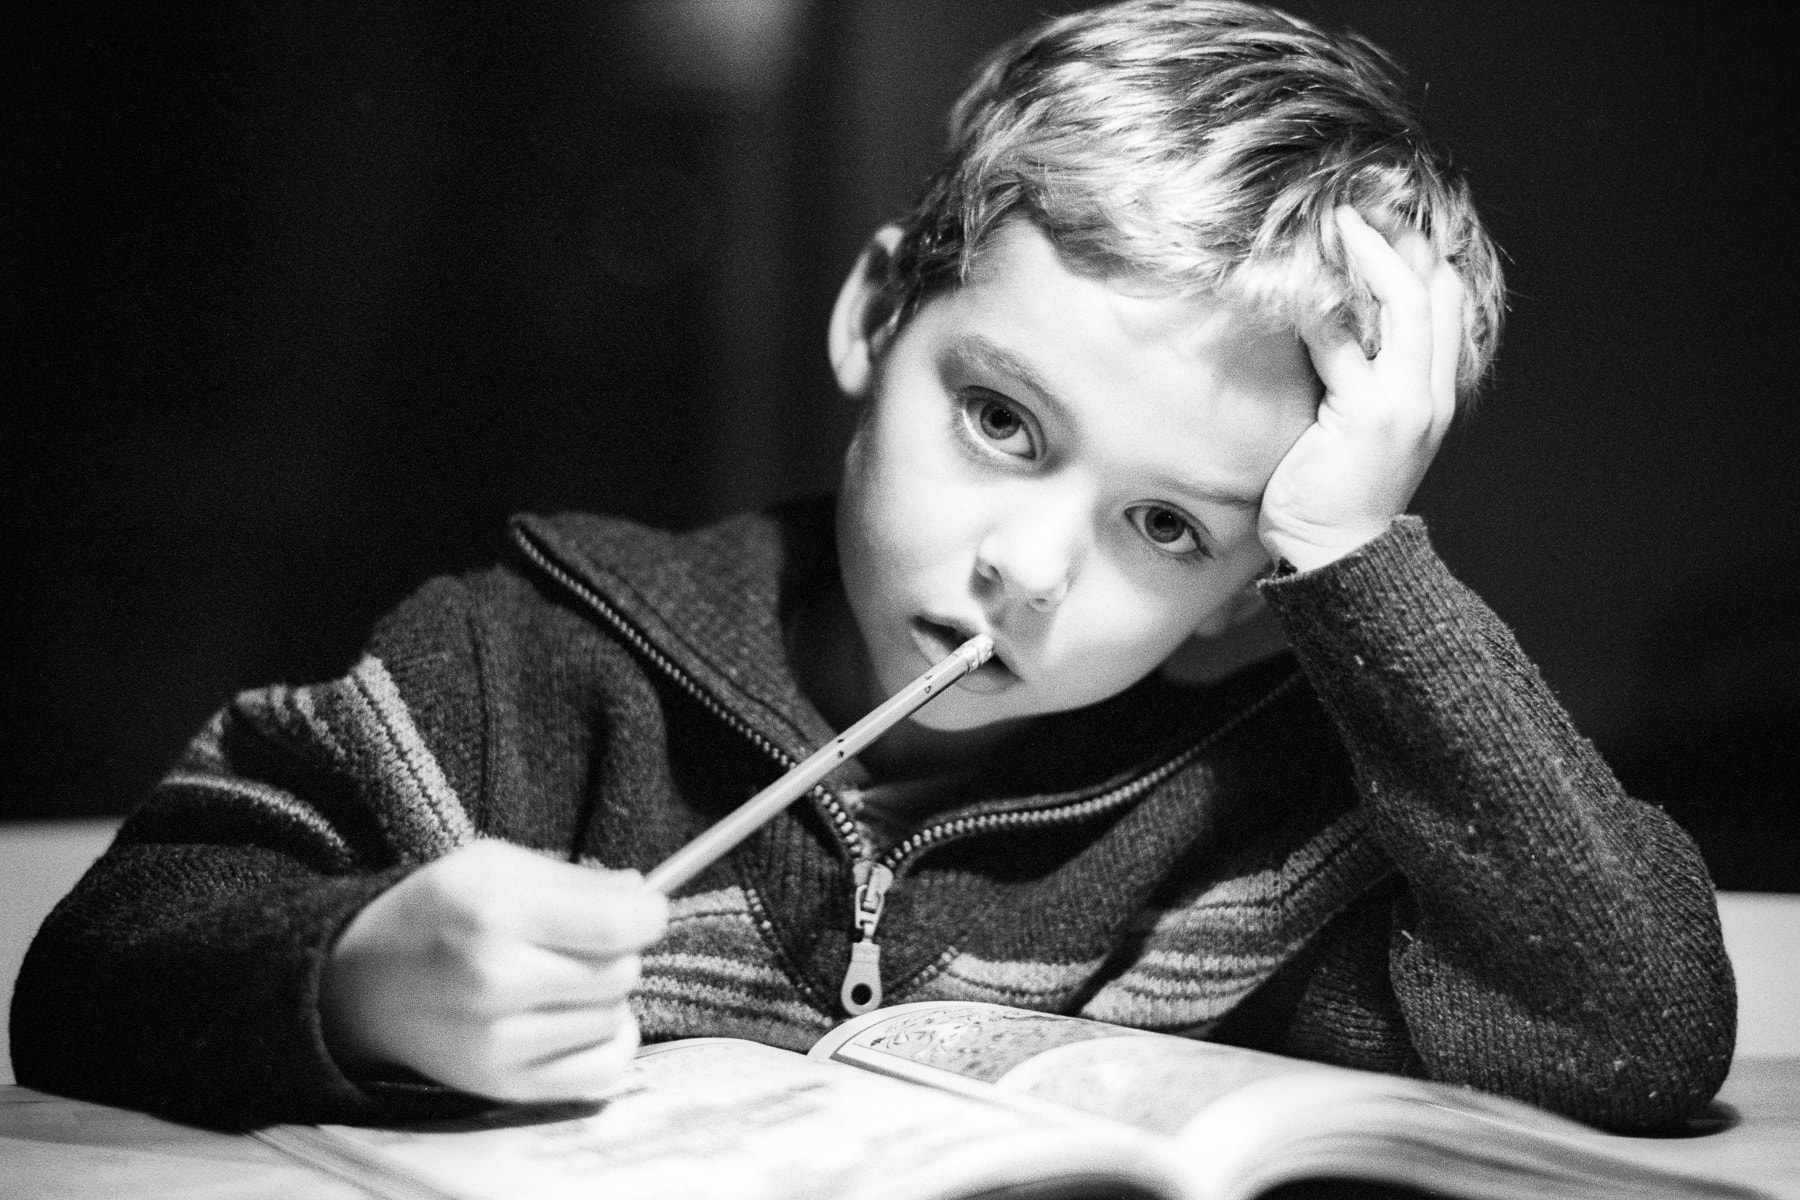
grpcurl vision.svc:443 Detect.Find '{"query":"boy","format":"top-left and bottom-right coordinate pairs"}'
top-left (12, 0), bottom-right (1733, 1134)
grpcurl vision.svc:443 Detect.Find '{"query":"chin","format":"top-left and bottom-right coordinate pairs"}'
top-left (906, 690), bottom-right (1020, 733)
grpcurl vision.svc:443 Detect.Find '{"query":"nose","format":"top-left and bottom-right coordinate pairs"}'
top-left (974, 498), bottom-right (1084, 613)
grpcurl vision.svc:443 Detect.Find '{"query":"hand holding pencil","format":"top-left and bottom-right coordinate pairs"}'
top-left (318, 632), bottom-right (993, 1103)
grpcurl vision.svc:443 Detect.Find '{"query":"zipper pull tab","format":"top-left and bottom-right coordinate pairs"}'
top-left (840, 861), bottom-right (894, 1015)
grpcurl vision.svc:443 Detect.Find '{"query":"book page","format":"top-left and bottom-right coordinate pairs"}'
top-left (810, 1001), bottom-right (1320, 1136)
top-left (810, 1003), bottom-right (1763, 1200)
top-left (257, 1037), bottom-right (1184, 1200)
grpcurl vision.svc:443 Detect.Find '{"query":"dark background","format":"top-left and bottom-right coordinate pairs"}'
top-left (8, 2), bottom-right (1797, 889)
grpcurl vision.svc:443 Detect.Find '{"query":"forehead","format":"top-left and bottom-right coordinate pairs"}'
top-left (952, 219), bottom-right (1315, 384)
top-left (918, 220), bottom-right (1319, 493)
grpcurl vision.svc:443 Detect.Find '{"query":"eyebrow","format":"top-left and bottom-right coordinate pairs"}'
top-left (946, 333), bottom-right (1267, 514)
top-left (1159, 473), bottom-right (1265, 514)
top-left (949, 333), bottom-right (1075, 420)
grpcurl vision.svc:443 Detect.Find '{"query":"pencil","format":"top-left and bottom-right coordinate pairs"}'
top-left (643, 632), bottom-right (996, 894)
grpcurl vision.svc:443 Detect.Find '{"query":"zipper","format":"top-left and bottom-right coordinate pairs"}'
top-left (514, 526), bottom-right (871, 860)
top-left (839, 860), bottom-right (894, 1014)
top-left (514, 524), bottom-right (1300, 1017)
top-left (839, 668), bottom-right (1302, 1011)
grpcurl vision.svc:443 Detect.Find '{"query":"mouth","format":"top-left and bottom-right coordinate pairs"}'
top-left (910, 617), bottom-right (1017, 695)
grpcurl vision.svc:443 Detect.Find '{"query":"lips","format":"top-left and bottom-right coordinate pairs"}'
top-left (910, 617), bottom-right (1016, 694)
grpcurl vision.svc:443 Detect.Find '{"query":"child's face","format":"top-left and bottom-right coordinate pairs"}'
top-left (833, 219), bottom-right (1319, 732)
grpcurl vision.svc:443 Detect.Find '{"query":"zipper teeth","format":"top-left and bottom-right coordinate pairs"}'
top-left (880, 669), bottom-right (1303, 872)
top-left (513, 529), bottom-right (868, 857)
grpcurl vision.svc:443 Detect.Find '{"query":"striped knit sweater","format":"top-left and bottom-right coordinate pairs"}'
top-left (10, 497), bottom-right (1735, 1132)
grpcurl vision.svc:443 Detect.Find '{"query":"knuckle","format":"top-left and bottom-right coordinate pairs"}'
top-left (606, 902), bottom-right (667, 947)
top-left (591, 1001), bottom-right (631, 1040)
top-left (483, 1012), bottom-right (538, 1065)
top-left (582, 903), bottom-right (657, 954)
top-left (1354, 401), bottom-right (1404, 435)
top-left (434, 937), bottom-right (519, 1014)
top-left (458, 1030), bottom-right (517, 1086)
top-left (461, 948), bottom-right (521, 1007)
top-left (604, 954), bottom-right (644, 994)
top-left (420, 924), bottom-right (474, 977)
top-left (506, 1018), bottom-right (638, 1103)
top-left (568, 1026), bottom-right (640, 1097)
top-left (610, 1014), bottom-right (642, 1058)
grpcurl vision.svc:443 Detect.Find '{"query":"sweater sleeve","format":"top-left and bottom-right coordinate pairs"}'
top-left (1257, 516), bottom-right (1736, 1131)
top-left (8, 575), bottom-right (497, 1129)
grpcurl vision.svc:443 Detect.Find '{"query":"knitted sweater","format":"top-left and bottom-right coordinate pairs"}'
top-left (10, 497), bottom-right (1735, 1132)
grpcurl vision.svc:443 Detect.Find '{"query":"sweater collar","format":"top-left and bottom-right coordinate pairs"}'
top-left (510, 495), bottom-right (1303, 811)
top-left (509, 496), bottom-right (845, 767)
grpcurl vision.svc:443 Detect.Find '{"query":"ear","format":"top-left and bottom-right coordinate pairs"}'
top-left (828, 224), bottom-right (905, 400)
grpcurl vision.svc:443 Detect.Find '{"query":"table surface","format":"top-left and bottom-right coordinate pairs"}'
top-left (5, 1056), bottom-right (1799, 1199)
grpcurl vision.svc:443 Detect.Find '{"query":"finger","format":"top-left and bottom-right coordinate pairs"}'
top-left (1298, 315), bottom-right (1372, 400)
top-left (427, 932), bottom-right (641, 1025)
top-left (1427, 260), bottom-right (1466, 429)
top-left (513, 863), bottom-right (670, 958)
top-left (429, 841), bottom-right (661, 935)
top-left (476, 943), bottom-right (645, 1011)
top-left (1335, 207), bottom-right (1431, 378)
top-left (495, 1001), bottom-right (634, 1071)
top-left (506, 1013), bottom-right (644, 1103)
top-left (559, 950), bottom-right (642, 1003)
top-left (1390, 228), bottom-right (1435, 282)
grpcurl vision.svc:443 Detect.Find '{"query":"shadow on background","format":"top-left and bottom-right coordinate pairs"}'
top-left (7, 2), bottom-right (1797, 889)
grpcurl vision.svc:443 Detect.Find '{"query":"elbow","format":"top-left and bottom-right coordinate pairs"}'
top-left (1421, 976), bottom-right (1739, 1133)
top-left (1554, 937), bottom-right (1740, 1131)
top-left (1534, 1014), bottom-right (1737, 1133)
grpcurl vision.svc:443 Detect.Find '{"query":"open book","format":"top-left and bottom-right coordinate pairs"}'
top-left (257, 1001), bottom-right (1761, 1200)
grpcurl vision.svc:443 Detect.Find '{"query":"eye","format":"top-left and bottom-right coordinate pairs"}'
top-left (962, 391), bottom-right (1038, 459)
top-left (1126, 504), bottom-right (1208, 558)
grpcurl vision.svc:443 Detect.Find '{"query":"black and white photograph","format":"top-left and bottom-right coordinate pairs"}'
top-left (6, 3), bottom-right (1798, 1196)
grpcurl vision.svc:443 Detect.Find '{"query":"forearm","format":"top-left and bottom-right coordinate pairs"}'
top-left (11, 576), bottom-right (501, 1125)
top-left (1260, 518), bottom-right (1735, 1128)
top-left (8, 840), bottom-right (443, 1127)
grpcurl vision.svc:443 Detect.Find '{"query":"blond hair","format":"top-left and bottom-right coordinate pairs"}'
top-left (881, 0), bottom-right (1504, 395)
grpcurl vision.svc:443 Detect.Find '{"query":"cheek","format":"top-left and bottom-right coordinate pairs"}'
top-left (1066, 551), bottom-right (1262, 666)
top-left (839, 421), bottom-right (958, 595)
top-left (1052, 577), bottom-right (1200, 688)
top-left (849, 408), bottom-right (975, 546)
